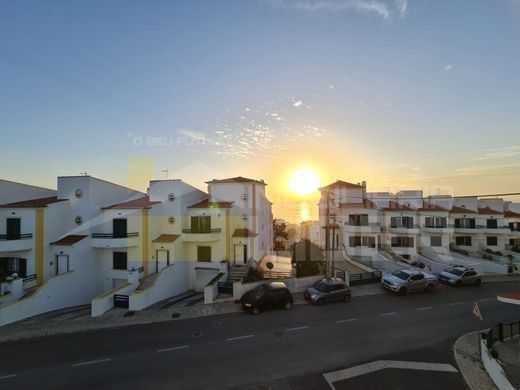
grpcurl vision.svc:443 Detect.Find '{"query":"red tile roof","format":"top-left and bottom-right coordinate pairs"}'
top-left (152, 234), bottom-right (180, 243)
top-left (50, 235), bottom-right (88, 246)
top-left (102, 196), bottom-right (160, 210)
top-left (450, 206), bottom-right (477, 214)
top-left (418, 202), bottom-right (447, 212)
top-left (232, 228), bottom-right (257, 238)
top-left (478, 207), bottom-right (503, 215)
top-left (505, 210), bottom-right (520, 218)
top-left (320, 180), bottom-right (364, 190)
top-left (188, 199), bottom-right (233, 209)
top-left (0, 196), bottom-right (67, 208)
top-left (206, 176), bottom-right (266, 185)
top-left (382, 201), bottom-right (415, 212)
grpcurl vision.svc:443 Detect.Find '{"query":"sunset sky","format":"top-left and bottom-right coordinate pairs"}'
top-left (1, 1), bottom-right (520, 222)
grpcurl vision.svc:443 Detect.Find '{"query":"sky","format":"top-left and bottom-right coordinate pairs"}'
top-left (1, 0), bottom-right (520, 222)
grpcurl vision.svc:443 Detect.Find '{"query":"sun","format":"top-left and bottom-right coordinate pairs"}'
top-left (288, 168), bottom-right (320, 196)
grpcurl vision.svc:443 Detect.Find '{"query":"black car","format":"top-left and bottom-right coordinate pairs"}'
top-left (240, 281), bottom-right (293, 314)
top-left (304, 278), bottom-right (351, 305)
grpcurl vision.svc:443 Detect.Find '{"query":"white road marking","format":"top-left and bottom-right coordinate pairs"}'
top-left (227, 334), bottom-right (255, 341)
top-left (157, 345), bottom-right (190, 353)
top-left (286, 326), bottom-right (309, 332)
top-left (417, 306), bottom-right (432, 311)
top-left (72, 358), bottom-right (111, 367)
top-left (336, 318), bottom-right (357, 323)
top-left (323, 360), bottom-right (458, 389)
top-left (379, 312), bottom-right (397, 317)
top-left (449, 301), bottom-right (464, 306)
top-left (0, 374), bottom-right (17, 380)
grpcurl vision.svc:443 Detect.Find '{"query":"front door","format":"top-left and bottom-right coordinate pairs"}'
top-left (156, 250), bottom-right (169, 272)
top-left (234, 244), bottom-right (247, 265)
top-left (113, 219), bottom-right (127, 238)
top-left (6, 218), bottom-right (21, 240)
top-left (56, 255), bottom-right (69, 275)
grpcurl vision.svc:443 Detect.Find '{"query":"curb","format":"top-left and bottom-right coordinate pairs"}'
top-left (453, 331), bottom-right (498, 390)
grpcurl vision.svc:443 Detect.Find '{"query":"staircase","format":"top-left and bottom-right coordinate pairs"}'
top-left (227, 265), bottom-right (249, 282)
top-left (135, 273), bottom-right (159, 292)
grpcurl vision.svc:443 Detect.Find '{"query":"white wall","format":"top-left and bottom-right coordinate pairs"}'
top-left (480, 339), bottom-right (516, 390)
top-left (0, 179), bottom-right (55, 204)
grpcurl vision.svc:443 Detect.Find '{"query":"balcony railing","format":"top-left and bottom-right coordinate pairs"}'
top-left (182, 228), bottom-right (222, 234)
top-left (91, 232), bottom-right (139, 238)
top-left (0, 233), bottom-right (33, 240)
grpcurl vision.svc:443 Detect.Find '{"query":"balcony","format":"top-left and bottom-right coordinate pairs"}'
top-left (91, 232), bottom-right (139, 248)
top-left (344, 223), bottom-right (381, 234)
top-left (478, 225), bottom-right (511, 235)
top-left (422, 225), bottom-right (454, 234)
top-left (387, 224), bottom-right (420, 234)
top-left (182, 228), bottom-right (221, 242)
top-left (453, 226), bottom-right (483, 234)
top-left (0, 233), bottom-right (33, 252)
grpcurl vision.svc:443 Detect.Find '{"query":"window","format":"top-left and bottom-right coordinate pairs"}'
top-left (348, 214), bottom-right (368, 226)
top-left (6, 218), bottom-right (21, 240)
top-left (113, 219), bottom-right (127, 238)
top-left (509, 222), bottom-right (520, 232)
top-left (486, 219), bottom-right (498, 229)
top-left (349, 236), bottom-right (375, 247)
top-left (454, 218), bottom-right (475, 229)
top-left (410, 274), bottom-right (424, 281)
top-left (197, 246), bottom-right (211, 262)
top-left (465, 271), bottom-right (477, 277)
top-left (191, 216), bottom-right (211, 233)
top-left (430, 236), bottom-right (442, 247)
top-left (391, 236), bottom-right (414, 247)
top-left (425, 217), bottom-right (447, 228)
top-left (390, 216), bottom-right (414, 228)
top-left (455, 236), bottom-right (472, 246)
top-left (0, 257), bottom-right (27, 277)
top-left (487, 236), bottom-right (498, 246)
top-left (113, 252), bottom-right (127, 270)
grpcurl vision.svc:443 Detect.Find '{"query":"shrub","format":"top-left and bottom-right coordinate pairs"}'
top-left (494, 251), bottom-right (503, 256)
top-left (296, 260), bottom-right (323, 278)
top-left (417, 262), bottom-right (425, 269)
top-left (485, 248), bottom-right (494, 254)
top-left (242, 267), bottom-right (264, 283)
top-left (483, 254), bottom-right (494, 261)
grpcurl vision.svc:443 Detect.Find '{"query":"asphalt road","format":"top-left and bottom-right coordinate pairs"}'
top-left (1, 282), bottom-right (520, 389)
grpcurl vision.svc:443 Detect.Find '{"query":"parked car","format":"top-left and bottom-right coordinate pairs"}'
top-left (439, 266), bottom-right (482, 287)
top-left (382, 269), bottom-right (438, 294)
top-left (304, 278), bottom-right (351, 305)
top-left (240, 281), bottom-right (293, 314)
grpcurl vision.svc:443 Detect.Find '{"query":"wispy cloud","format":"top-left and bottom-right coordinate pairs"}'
top-left (265, 0), bottom-right (409, 19)
top-left (471, 145), bottom-right (520, 161)
top-left (443, 64), bottom-right (453, 71)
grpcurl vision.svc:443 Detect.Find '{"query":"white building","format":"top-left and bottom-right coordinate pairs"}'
top-left (300, 220), bottom-right (321, 245)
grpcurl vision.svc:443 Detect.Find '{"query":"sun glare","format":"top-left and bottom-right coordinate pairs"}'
top-left (288, 168), bottom-right (320, 196)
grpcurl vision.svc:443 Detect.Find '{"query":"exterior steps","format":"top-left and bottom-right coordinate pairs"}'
top-left (227, 265), bottom-right (249, 282)
top-left (135, 273), bottom-right (159, 292)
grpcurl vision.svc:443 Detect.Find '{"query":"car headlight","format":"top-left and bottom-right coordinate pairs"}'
top-left (311, 294), bottom-right (318, 300)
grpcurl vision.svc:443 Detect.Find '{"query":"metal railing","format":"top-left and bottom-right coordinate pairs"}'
top-left (23, 274), bottom-right (37, 283)
top-left (483, 320), bottom-right (520, 349)
top-left (91, 232), bottom-right (139, 238)
top-left (349, 270), bottom-right (383, 285)
top-left (182, 228), bottom-right (222, 234)
top-left (0, 233), bottom-right (33, 240)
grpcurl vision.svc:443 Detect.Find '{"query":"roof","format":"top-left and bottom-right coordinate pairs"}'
top-left (320, 180), bottom-right (364, 190)
top-left (188, 199), bottom-right (233, 209)
top-left (232, 228), bottom-right (257, 238)
top-left (206, 176), bottom-right (266, 185)
top-left (152, 234), bottom-right (180, 243)
top-left (0, 196), bottom-right (67, 208)
top-left (418, 202), bottom-right (447, 212)
top-left (102, 196), bottom-right (160, 210)
top-left (50, 235), bottom-right (88, 246)
top-left (478, 207), bottom-right (503, 215)
top-left (382, 201), bottom-right (415, 212)
top-left (450, 206), bottom-right (477, 214)
top-left (339, 199), bottom-right (377, 209)
top-left (505, 210), bottom-right (520, 218)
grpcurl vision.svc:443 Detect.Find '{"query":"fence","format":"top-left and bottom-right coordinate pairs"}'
top-left (483, 320), bottom-right (520, 349)
top-left (349, 271), bottom-right (383, 285)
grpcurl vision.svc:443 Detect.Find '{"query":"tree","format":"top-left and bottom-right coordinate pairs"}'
top-left (273, 220), bottom-right (289, 250)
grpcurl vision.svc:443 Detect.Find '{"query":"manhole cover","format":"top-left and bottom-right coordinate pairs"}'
top-left (171, 312), bottom-right (181, 318)
top-left (212, 322), bottom-right (221, 328)
top-left (273, 331), bottom-right (284, 338)
top-left (193, 332), bottom-right (202, 338)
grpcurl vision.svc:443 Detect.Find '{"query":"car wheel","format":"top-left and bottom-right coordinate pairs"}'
top-left (475, 279), bottom-right (482, 287)
top-left (284, 301), bottom-right (293, 310)
top-left (316, 298), bottom-right (324, 305)
top-left (425, 284), bottom-right (434, 292)
top-left (398, 287), bottom-right (407, 295)
top-left (251, 306), bottom-right (260, 315)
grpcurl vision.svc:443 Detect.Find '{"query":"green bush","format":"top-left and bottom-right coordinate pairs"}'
top-left (242, 267), bottom-right (264, 283)
top-left (296, 261), bottom-right (323, 278)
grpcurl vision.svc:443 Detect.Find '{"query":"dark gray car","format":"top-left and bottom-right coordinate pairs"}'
top-left (439, 266), bottom-right (482, 287)
top-left (304, 278), bottom-right (351, 305)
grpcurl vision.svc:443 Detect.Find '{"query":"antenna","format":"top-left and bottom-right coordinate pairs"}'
top-left (81, 171), bottom-right (88, 176)
top-left (162, 169), bottom-right (169, 179)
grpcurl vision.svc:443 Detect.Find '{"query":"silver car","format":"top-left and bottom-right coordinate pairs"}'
top-left (439, 266), bottom-right (482, 287)
top-left (382, 269), bottom-right (438, 294)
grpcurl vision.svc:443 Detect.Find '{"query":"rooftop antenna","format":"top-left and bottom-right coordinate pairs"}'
top-left (81, 171), bottom-right (88, 176)
top-left (162, 169), bottom-right (169, 179)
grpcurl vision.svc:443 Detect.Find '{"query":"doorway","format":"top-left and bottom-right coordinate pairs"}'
top-left (234, 244), bottom-right (247, 266)
top-left (156, 250), bottom-right (170, 273)
top-left (56, 255), bottom-right (69, 275)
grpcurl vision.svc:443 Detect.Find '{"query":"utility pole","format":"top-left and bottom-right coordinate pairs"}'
top-left (324, 190), bottom-right (330, 280)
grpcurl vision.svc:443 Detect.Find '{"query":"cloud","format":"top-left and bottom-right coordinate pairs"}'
top-left (443, 64), bottom-right (453, 71)
top-left (293, 100), bottom-right (303, 107)
top-left (265, 0), bottom-right (410, 19)
top-left (471, 145), bottom-right (520, 161)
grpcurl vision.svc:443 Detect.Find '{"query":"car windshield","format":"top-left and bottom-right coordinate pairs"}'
top-left (391, 271), bottom-right (410, 280)
top-left (446, 268), bottom-right (464, 276)
top-left (252, 286), bottom-right (266, 299)
top-left (312, 280), bottom-right (329, 292)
